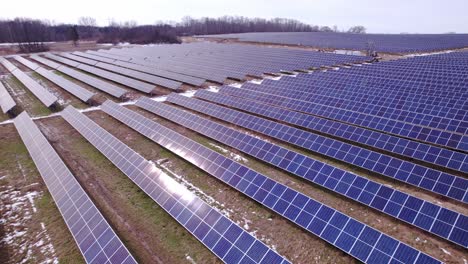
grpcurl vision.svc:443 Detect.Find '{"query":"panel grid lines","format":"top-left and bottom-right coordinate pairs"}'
top-left (101, 100), bottom-right (441, 264)
top-left (61, 106), bottom-right (288, 264)
top-left (13, 112), bottom-right (136, 264)
top-left (139, 96), bottom-right (467, 248)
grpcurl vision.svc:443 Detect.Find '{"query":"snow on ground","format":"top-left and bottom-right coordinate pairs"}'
top-left (151, 96), bottom-right (167, 102)
top-left (185, 254), bottom-right (197, 264)
top-left (206, 86), bottom-right (220, 93)
top-left (441, 248), bottom-right (451, 255)
top-left (180, 90), bottom-right (196, 97)
top-left (0, 185), bottom-right (58, 263)
top-left (208, 143), bottom-right (248, 163)
top-left (229, 83), bottom-right (242, 88)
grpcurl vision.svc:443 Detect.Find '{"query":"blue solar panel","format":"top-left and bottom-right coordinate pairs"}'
top-left (201, 32), bottom-right (468, 53)
top-left (216, 86), bottom-right (468, 152)
top-left (13, 112), bottom-right (136, 264)
top-left (239, 82), bottom-right (467, 135)
top-left (100, 100), bottom-right (442, 264)
top-left (193, 90), bottom-right (468, 174)
top-left (61, 105), bottom-right (290, 264)
top-left (181, 93), bottom-right (467, 203)
top-left (138, 96), bottom-right (468, 248)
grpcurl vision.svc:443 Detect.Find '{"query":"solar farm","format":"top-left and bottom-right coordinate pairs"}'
top-left (0, 38), bottom-right (467, 264)
top-left (200, 32), bottom-right (468, 53)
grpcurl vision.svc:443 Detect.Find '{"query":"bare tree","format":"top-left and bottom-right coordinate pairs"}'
top-left (78, 17), bottom-right (97, 26)
top-left (348, 26), bottom-right (366, 34)
top-left (319, 26), bottom-right (334, 32)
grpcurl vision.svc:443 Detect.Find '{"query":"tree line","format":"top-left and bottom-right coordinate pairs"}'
top-left (0, 16), bottom-right (366, 52)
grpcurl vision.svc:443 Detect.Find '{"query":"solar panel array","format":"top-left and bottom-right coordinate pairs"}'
top-left (216, 85), bottom-right (467, 152)
top-left (31, 55), bottom-right (127, 98)
top-left (80, 51), bottom-right (206, 86)
top-left (211, 52), bottom-right (468, 152)
top-left (167, 94), bottom-right (468, 204)
top-left (58, 53), bottom-right (182, 90)
top-left (13, 112), bottom-right (136, 264)
top-left (0, 58), bottom-right (58, 107)
top-left (78, 42), bottom-right (372, 84)
top-left (194, 90), bottom-right (467, 174)
top-left (200, 32), bottom-right (468, 53)
top-left (61, 105), bottom-right (289, 264)
top-left (101, 99), bottom-right (442, 264)
top-left (14, 56), bottom-right (95, 103)
top-left (0, 81), bottom-right (16, 113)
top-left (140, 96), bottom-right (468, 248)
top-left (44, 53), bottom-right (156, 94)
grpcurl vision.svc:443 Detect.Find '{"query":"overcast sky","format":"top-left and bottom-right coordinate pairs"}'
top-left (2, 0), bottom-right (467, 33)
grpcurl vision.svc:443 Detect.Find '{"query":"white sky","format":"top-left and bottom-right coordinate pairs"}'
top-left (2, 0), bottom-right (468, 33)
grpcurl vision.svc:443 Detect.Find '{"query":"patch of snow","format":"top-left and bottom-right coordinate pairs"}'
top-left (151, 96), bottom-right (167, 102)
top-left (180, 90), bottom-right (196, 97)
top-left (441, 248), bottom-right (451, 255)
top-left (208, 143), bottom-right (248, 163)
top-left (185, 254), bottom-right (197, 264)
top-left (229, 83), bottom-right (242, 88)
top-left (249, 79), bottom-right (263, 85)
top-left (206, 86), bottom-right (220, 93)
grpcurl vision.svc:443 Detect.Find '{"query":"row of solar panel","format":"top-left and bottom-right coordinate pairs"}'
top-left (138, 95), bottom-right (468, 248)
top-left (14, 56), bottom-right (95, 103)
top-left (61, 106), bottom-right (289, 264)
top-left (43, 53), bottom-right (157, 94)
top-left (13, 112), bottom-right (136, 264)
top-left (11, 107), bottom-right (290, 263)
top-left (166, 94), bottom-right (468, 200)
top-left (199, 32), bottom-right (468, 53)
top-left (0, 58), bottom-right (58, 107)
top-left (239, 82), bottom-right (467, 134)
top-left (260, 76), bottom-right (466, 110)
top-left (31, 55), bottom-right (128, 98)
top-left (216, 86), bottom-right (468, 152)
top-left (101, 99), bottom-right (442, 264)
top-left (82, 43), bottom-right (372, 83)
top-left (255, 77), bottom-right (467, 119)
top-left (192, 90), bottom-right (467, 174)
top-left (0, 81), bottom-right (16, 113)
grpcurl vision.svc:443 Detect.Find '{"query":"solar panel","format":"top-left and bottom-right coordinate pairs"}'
top-left (0, 59), bottom-right (58, 107)
top-left (0, 81), bottom-right (16, 113)
top-left (13, 112), bottom-right (136, 264)
top-left (171, 93), bottom-right (467, 203)
top-left (217, 86), bottom-right (468, 152)
top-left (14, 56), bottom-right (95, 103)
top-left (140, 96), bottom-right (468, 248)
top-left (82, 51), bottom-right (206, 86)
top-left (60, 53), bottom-right (99, 66)
top-left (61, 105), bottom-right (289, 264)
top-left (31, 56), bottom-right (127, 98)
top-left (75, 63), bottom-right (156, 93)
top-left (13, 55), bottom-right (41, 70)
top-left (67, 52), bottom-right (183, 90)
top-left (239, 82), bottom-right (467, 135)
top-left (45, 53), bottom-right (156, 94)
top-left (200, 32), bottom-right (468, 53)
top-left (101, 100), bottom-right (442, 264)
top-left (31, 55), bottom-right (62, 69)
top-left (193, 90), bottom-right (468, 174)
